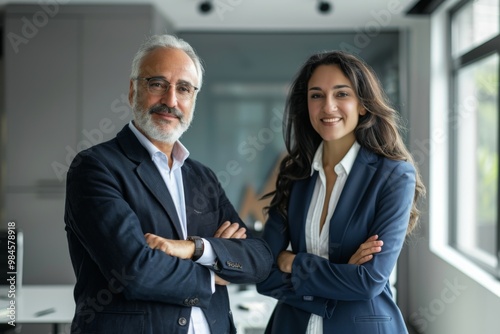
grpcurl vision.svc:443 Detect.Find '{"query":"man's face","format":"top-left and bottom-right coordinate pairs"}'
top-left (129, 47), bottom-right (199, 144)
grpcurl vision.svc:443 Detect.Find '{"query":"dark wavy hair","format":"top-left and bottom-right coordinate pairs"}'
top-left (265, 50), bottom-right (425, 235)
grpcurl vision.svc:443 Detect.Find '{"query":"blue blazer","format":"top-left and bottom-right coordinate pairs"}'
top-left (256, 147), bottom-right (415, 334)
top-left (64, 125), bottom-right (273, 334)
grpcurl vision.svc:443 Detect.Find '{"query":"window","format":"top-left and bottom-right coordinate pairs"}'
top-left (450, 0), bottom-right (500, 276)
top-left (452, 0), bottom-right (499, 56)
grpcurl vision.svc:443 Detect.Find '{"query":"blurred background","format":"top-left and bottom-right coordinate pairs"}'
top-left (0, 0), bottom-right (499, 333)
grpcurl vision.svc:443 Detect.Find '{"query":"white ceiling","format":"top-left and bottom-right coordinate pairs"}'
top-left (1, 0), bottom-right (423, 31)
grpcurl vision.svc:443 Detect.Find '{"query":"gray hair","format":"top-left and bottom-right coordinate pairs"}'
top-left (130, 34), bottom-right (204, 88)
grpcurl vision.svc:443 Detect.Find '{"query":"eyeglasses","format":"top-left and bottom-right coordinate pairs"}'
top-left (135, 77), bottom-right (199, 100)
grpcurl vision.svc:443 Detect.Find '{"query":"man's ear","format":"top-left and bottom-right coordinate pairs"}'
top-left (129, 80), bottom-right (135, 106)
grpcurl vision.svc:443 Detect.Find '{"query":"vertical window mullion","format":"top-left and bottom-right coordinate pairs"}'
top-left (450, 0), bottom-right (500, 276)
top-left (497, 60), bottom-right (500, 279)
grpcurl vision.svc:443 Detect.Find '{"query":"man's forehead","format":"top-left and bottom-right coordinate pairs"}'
top-left (139, 48), bottom-right (198, 83)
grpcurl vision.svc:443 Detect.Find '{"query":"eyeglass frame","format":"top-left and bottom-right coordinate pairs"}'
top-left (134, 76), bottom-right (199, 99)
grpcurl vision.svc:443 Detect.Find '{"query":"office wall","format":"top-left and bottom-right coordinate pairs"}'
top-left (403, 3), bottom-right (500, 334)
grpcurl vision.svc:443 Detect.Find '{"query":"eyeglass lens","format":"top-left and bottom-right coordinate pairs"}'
top-left (146, 78), bottom-right (196, 99)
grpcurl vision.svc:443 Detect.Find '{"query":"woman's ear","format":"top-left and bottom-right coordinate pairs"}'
top-left (359, 106), bottom-right (367, 116)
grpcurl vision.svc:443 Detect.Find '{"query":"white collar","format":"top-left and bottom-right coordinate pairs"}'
top-left (311, 141), bottom-right (360, 176)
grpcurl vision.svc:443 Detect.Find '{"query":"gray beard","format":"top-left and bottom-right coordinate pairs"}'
top-left (132, 101), bottom-right (192, 144)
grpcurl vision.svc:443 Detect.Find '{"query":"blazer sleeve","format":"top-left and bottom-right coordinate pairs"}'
top-left (256, 210), bottom-right (336, 318)
top-left (291, 161), bottom-right (416, 301)
top-left (65, 152), bottom-right (215, 309)
top-left (200, 167), bottom-right (274, 284)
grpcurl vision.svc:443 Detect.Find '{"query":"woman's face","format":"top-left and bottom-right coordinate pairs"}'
top-left (307, 64), bottom-right (366, 145)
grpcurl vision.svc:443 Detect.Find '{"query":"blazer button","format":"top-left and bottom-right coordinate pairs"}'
top-left (178, 317), bottom-right (187, 326)
top-left (184, 298), bottom-right (190, 306)
top-left (193, 298), bottom-right (199, 305)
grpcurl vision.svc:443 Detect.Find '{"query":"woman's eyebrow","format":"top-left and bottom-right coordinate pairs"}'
top-left (308, 84), bottom-right (352, 91)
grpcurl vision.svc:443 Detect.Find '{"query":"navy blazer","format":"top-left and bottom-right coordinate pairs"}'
top-left (64, 125), bottom-right (273, 334)
top-left (256, 147), bottom-right (415, 334)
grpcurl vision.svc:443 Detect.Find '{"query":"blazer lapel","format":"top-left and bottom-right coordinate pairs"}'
top-left (289, 172), bottom-right (318, 252)
top-left (328, 147), bottom-right (378, 262)
top-left (117, 125), bottom-right (185, 239)
top-left (136, 162), bottom-right (185, 239)
top-left (180, 162), bottom-right (204, 236)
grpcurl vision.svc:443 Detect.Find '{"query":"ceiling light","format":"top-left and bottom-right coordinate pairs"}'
top-left (199, 1), bottom-right (212, 14)
top-left (318, 1), bottom-right (332, 14)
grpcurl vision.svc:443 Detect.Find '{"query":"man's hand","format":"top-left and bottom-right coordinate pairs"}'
top-left (348, 235), bottom-right (383, 265)
top-left (210, 221), bottom-right (247, 286)
top-left (213, 221), bottom-right (247, 239)
top-left (145, 233), bottom-right (195, 260)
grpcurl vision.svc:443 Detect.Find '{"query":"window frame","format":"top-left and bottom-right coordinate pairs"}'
top-left (448, 0), bottom-right (500, 279)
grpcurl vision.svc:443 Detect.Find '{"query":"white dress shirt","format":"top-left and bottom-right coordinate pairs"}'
top-left (129, 121), bottom-right (216, 334)
top-left (304, 141), bottom-right (360, 334)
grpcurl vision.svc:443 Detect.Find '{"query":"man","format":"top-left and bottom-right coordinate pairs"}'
top-left (64, 34), bottom-right (273, 334)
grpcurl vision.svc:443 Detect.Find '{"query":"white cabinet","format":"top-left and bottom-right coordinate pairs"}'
top-left (1, 4), bottom-right (171, 284)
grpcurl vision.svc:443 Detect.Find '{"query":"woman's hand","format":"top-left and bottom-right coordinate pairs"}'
top-left (277, 250), bottom-right (296, 274)
top-left (348, 235), bottom-right (383, 265)
top-left (275, 235), bottom-right (382, 274)
top-left (214, 274), bottom-right (230, 286)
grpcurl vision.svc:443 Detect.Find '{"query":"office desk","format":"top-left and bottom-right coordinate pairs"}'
top-left (228, 284), bottom-right (276, 334)
top-left (0, 284), bottom-right (275, 334)
top-left (0, 285), bottom-right (74, 333)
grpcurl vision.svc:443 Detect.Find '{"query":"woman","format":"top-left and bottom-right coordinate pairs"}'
top-left (256, 51), bottom-right (425, 334)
